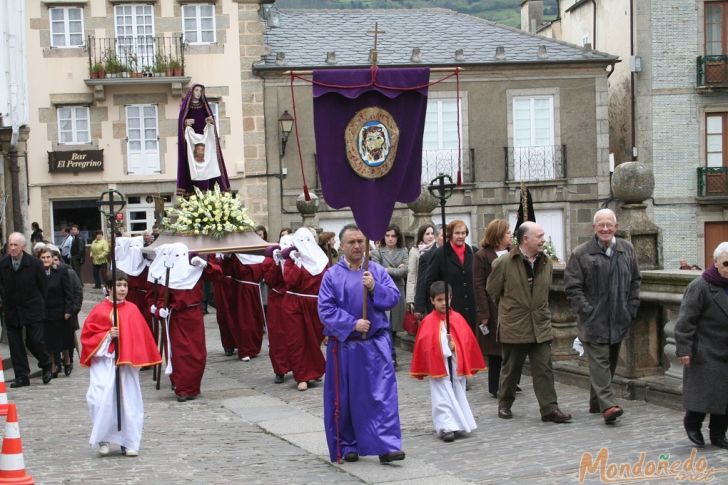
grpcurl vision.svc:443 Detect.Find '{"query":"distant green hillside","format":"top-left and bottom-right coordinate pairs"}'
top-left (275, 0), bottom-right (558, 28)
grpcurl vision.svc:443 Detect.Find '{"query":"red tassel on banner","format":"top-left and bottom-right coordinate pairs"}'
top-left (457, 170), bottom-right (462, 187)
top-left (303, 184), bottom-right (311, 202)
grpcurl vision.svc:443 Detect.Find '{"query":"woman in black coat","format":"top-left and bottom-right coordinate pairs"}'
top-left (675, 242), bottom-right (728, 449)
top-left (425, 219), bottom-right (477, 331)
top-left (38, 247), bottom-right (74, 378)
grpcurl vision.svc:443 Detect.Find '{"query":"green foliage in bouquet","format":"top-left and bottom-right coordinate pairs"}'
top-left (163, 184), bottom-right (255, 240)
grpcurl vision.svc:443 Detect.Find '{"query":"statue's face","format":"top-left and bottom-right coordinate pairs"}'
top-left (365, 129), bottom-right (384, 152)
top-left (192, 86), bottom-right (203, 100)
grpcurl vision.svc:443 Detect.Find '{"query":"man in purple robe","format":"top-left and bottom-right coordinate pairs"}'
top-left (177, 84), bottom-right (230, 196)
top-left (318, 224), bottom-right (405, 464)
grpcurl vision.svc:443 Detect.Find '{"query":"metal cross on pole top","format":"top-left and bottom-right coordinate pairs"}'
top-left (367, 22), bottom-right (386, 66)
top-left (428, 174), bottom-right (457, 382)
top-left (96, 189), bottom-right (126, 431)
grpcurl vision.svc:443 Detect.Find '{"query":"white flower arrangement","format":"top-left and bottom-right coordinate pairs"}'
top-left (162, 184), bottom-right (256, 240)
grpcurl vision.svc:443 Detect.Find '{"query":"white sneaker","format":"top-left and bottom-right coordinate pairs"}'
top-left (124, 449), bottom-right (139, 457)
top-left (241, 356), bottom-right (251, 362)
top-left (297, 381), bottom-right (308, 391)
top-left (98, 442), bottom-right (110, 456)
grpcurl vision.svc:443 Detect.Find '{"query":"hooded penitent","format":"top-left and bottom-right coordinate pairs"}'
top-left (147, 243), bottom-right (202, 290)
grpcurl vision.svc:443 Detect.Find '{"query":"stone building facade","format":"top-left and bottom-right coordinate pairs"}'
top-left (23, 0), bottom-right (268, 261)
top-left (253, 8), bottom-right (615, 258)
top-left (526, 0), bottom-right (728, 269)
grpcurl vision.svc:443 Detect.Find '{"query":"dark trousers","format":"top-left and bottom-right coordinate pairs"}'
top-left (92, 263), bottom-right (107, 288)
top-left (498, 342), bottom-right (558, 416)
top-left (487, 354), bottom-right (502, 396)
top-left (71, 257), bottom-right (83, 280)
top-left (583, 341), bottom-right (622, 411)
top-left (685, 411), bottom-right (728, 438)
top-left (7, 322), bottom-right (51, 381)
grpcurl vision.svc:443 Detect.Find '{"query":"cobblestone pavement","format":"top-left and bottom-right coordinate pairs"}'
top-left (4, 288), bottom-right (728, 484)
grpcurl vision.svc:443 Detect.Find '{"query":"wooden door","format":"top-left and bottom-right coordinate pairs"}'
top-left (705, 222), bottom-right (728, 268)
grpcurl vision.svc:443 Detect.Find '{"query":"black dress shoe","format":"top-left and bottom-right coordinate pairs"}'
top-left (515, 385), bottom-right (522, 392)
top-left (10, 379), bottom-right (29, 388)
top-left (498, 407), bottom-right (513, 419)
top-left (64, 362), bottom-right (73, 377)
top-left (441, 431), bottom-right (455, 443)
top-left (686, 429), bottom-right (705, 447)
top-left (710, 436), bottom-right (728, 449)
top-left (343, 452), bottom-right (359, 462)
top-left (274, 374), bottom-right (284, 384)
top-left (224, 349), bottom-right (235, 357)
top-left (176, 395), bottom-right (196, 402)
top-left (378, 451), bottom-right (405, 464)
top-left (541, 408), bottom-right (573, 423)
top-left (42, 369), bottom-right (53, 384)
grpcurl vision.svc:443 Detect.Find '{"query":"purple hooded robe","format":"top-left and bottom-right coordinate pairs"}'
top-left (177, 84), bottom-right (230, 195)
top-left (317, 258), bottom-right (402, 462)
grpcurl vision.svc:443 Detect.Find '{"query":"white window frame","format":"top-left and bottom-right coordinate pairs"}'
top-left (125, 104), bottom-right (160, 175)
top-left (49, 7), bottom-right (85, 48)
top-left (507, 89), bottom-right (561, 181)
top-left (421, 93), bottom-right (469, 184)
top-left (114, 4), bottom-right (155, 69)
top-left (57, 106), bottom-right (91, 144)
top-left (182, 4), bottom-right (216, 45)
top-left (508, 209), bottom-right (565, 261)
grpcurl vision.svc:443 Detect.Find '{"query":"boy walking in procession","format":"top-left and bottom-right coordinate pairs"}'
top-left (81, 272), bottom-right (162, 457)
top-left (410, 281), bottom-right (486, 442)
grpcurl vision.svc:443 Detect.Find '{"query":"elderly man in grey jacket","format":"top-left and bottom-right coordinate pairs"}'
top-left (564, 209), bottom-right (641, 424)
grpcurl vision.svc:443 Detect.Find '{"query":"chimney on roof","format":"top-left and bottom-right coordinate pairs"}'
top-left (275, 52), bottom-right (285, 65)
top-left (538, 45), bottom-right (547, 59)
top-left (454, 49), bottom-right (465, 62)
top-left (495, 46), bottom-right (506, 60)
top-left (520, 0), bottom-right (544, 34)
top-left (326, 51), bottom-right (337, 65)
top-left (411, 47), bottom-right (422, 63)
top-left (583, 43), bottom-right (593, 51)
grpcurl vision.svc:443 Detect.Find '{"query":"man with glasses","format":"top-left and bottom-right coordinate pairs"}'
top-left (564, 208), bottom-right (641, 424)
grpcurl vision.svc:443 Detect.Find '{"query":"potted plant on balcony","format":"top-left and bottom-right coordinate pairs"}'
top-left (90, 62), bottom-right (105, 79)
top-left (168, 59), bottom-right (183, 77)
top-left (128, 53), bottom-right (143, 78)
top-left (153, 54), bottom-right (167, 77)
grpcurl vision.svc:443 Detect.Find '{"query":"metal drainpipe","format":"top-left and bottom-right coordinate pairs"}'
top-left (8, 149), bottom-right (23, 232)
top-left (630, 0), bottom-right (636, 160)
top-left (591, 0), bottom-right (597, 50)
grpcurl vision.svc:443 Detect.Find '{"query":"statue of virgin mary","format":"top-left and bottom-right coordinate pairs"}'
top-left (176, 84), bottom-right (230, 196)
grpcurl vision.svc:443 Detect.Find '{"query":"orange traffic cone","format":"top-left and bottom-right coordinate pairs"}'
top-left (0, 358), bottom-right (9, 416)
top-left (0, 403), bottom-right (34, 484)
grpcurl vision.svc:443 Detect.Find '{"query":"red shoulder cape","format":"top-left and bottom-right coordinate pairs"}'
top-left (80, 299), bottom-right (162, 368)
top-left (410, 310), bottom-right (486, 379)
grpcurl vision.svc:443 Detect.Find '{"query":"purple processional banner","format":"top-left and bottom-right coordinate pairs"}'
top-left (313, 68), bottom-right (430, 241)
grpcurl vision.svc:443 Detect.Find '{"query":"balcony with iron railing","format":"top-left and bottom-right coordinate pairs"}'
top-left (84, 35), bottom-right (190, 100)
top-left (504, 145), bottom-right (566, 182)
top-left (697, 55), bottom-right (728, 88)
top-left (697, 166), bottom-right (728, 199)
top-left (420, 148), bottom-right (475, 185)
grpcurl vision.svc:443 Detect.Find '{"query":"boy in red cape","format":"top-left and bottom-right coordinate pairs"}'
top-left (81, 272), bottom-right (162, 457)
top-left (410, 281), bottom-right (486, 443)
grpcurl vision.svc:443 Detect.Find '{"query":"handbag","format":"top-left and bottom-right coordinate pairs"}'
top-left (403, 308), bottom-right (419, 335)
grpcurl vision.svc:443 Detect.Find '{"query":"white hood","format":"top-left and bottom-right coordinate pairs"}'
top-left (292, 227), bottom-right (328, 276)
top-left (147, 242), bottom-right (202, 290)
top-left (116, 236), bottom-right (148, 276)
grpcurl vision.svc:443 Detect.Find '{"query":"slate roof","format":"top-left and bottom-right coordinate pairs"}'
top-left (255, 8), bottom-right (617, 71)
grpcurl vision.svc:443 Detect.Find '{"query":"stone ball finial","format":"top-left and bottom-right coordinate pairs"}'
top-left (296, 191), bottom-right (320, 215)
top-left (612, 161), bottom-right (655, 204)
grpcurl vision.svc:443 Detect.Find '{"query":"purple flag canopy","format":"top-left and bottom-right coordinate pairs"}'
top-left (313, 68), bottom-right (430, 241)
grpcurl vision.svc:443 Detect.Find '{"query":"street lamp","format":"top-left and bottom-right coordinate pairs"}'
top-left (278, 110), bottom-right (294, 157)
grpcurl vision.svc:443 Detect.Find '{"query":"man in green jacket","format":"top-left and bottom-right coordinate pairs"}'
top-left (486, 222), bottom-right (572, 423)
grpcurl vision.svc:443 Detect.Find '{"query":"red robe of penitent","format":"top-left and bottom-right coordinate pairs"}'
top-left (261, 256), bottom-right (290, 376)
top-left (80, 298), bottom-right (162, 368)
top-left (230, 258), bottom-right (266, 359)
top-left (282, 260), bottom-right (325, 383)
top-left (210, 255), bottom-right (236, 353)
top-left (410, 309), bottom-right (486, 380)
top-left (127, 266), bottom-right (153, 330)
top-left (152, 262), bottom-right (223, 398)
